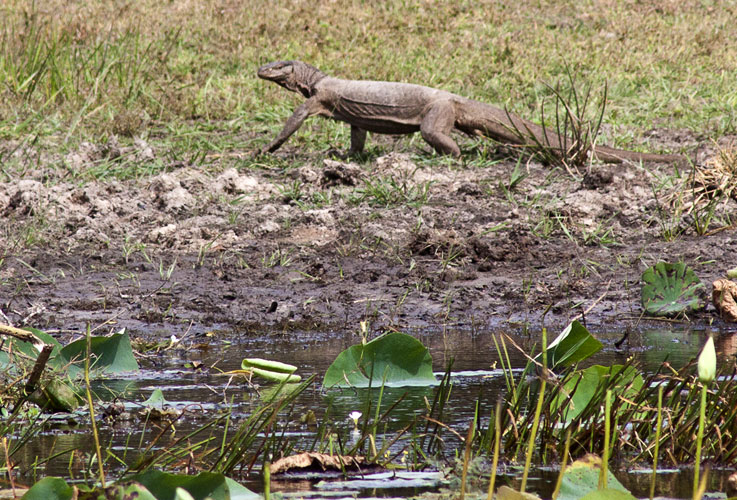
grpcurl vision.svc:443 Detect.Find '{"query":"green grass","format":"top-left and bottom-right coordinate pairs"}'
top-left (1, 0), bottom-right (736, 170)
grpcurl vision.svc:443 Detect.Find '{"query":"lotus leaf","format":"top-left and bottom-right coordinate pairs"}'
top-left (539, 320), bottom-right (603, 371)
top-left (641, 261), bottom-right (704, 316)
top-left (557, 454), bottom-right (634, 500)
top-left (550, 364), bottom-right (643, 423)
top-left (323, 332), bottom-right (436, 388)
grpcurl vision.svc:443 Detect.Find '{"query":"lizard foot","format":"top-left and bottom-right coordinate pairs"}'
top-left (325, 148), bottom-right (349, 160)
top-left (250, 148), bottom-right (266, 159)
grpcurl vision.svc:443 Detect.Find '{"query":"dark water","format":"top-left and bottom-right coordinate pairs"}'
top-left (13, 326), bottom-right (734, 497)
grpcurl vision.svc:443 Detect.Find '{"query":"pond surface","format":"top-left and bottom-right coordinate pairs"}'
top-left (14, 326), bottom-right (735, 498)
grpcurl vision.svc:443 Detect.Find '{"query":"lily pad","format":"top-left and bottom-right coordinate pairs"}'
top-left (578, 490), bottom-right (638, 500)
top-left (142, 388), bottom-right (170, 409)
top-left (128, 470), bottom-right (260, 500)
top-left (30, 379), bottom-right (83, 412)
top-left (550, 364), bottom-right (643, 423)
top-left (557, 454), bottom-right (634, 500)
top-left (21, 477), bottom-right (73, 500)
top-left (59, 331), bottom-right (139, 376)
top-left (323, 332), bottom-right (437, 388)
top-left (22, 472), bottom-right (258, 500)
top-left (539, 320), bottom-right (603, 371)
top-left (641, 262), bottom-right (704, 316)
top-left (0, 327), bottom-right (62, 373)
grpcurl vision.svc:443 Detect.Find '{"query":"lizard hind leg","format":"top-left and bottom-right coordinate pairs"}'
top-left (348, 125), bottom-right (367, 155)
top-left (420, 100), bottom-right (461, 157)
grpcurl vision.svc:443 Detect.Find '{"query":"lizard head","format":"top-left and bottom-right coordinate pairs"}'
top-left (257, 60), bottom-right (324, 98)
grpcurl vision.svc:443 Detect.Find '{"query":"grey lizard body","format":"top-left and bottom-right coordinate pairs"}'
top-left (256, 60), bottom-right (684, 163)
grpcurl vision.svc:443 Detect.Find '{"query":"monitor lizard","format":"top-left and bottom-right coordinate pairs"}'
top-left (255, 60), bottom-right (685, 164)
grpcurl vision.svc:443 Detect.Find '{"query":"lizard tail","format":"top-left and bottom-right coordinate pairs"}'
top-left (592, 145), bottom-right (687, 164)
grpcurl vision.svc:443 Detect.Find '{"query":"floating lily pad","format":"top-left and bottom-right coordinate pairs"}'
top-left (22, 472), bottom-right (258, 500)
top-left (0, 329), bottom-right (138, 379)
top-left (250, 367), bottom-right (301, 383)
top-left (128, 470), bottom-right (260, 500)
top-left (323, 332), bottom-right (436, 388)
top-left (0, 327), bottom-right (62, 372)
top-left (140, 389), bottom-right (185, 420)
top-left (314, 471), bottom-right (445, 491)
top-left (21, 476), bottom-right (73, 500)
top-left (142, 388), bottom-right (170, 409)
top-left (558, 454), bottom-right (634, 500)
top-left (641, 261), bottom-right (704, 316)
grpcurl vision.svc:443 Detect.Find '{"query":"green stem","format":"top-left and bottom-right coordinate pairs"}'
top-left (521, 328), bottom-right (547, 493)
top-left (650, 386), bottom-right (663, 500)
top-left (693, 383), bottom-right (707, 500)
top-left (263, 461), bottom-right (270, 500)
top-left (487, 399), bottom-right (502, 500)
top-left (551, 429), bottom-right (571, 500)
top-left (460, 418), bottom-right (474, 500)
top-left (85, 325), bottom-right (105, 487)
top-left (599, 389), bottom-right (611, 489)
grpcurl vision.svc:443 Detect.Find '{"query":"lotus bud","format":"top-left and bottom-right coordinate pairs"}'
top-left (698, 335), bottom-right (716, 384)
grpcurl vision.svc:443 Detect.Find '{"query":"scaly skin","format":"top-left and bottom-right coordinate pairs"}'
top-left (256, 60), bottom-right (686, 163)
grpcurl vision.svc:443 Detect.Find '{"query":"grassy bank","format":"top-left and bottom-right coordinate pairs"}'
top-left (1, 0), bottom-right (735, 167)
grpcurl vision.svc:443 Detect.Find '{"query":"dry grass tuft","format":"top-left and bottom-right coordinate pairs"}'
top-left (691, 142), bottom-right (737, 207)
top-left (669, 142), bottom-right (737, 219)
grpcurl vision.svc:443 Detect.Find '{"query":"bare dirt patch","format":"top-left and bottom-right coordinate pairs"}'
top-left (1, 136), bottom-right (736, 338)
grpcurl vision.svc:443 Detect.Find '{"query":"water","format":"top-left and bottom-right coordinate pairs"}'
top-left (12, 326), bottom-right (732, 497)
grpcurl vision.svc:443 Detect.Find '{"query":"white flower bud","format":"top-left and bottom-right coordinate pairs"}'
top-left (698, 335), bottom-right (716, 384)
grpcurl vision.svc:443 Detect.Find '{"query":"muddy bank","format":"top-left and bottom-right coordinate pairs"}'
top-left (1, 134), bottom-right (736, 338)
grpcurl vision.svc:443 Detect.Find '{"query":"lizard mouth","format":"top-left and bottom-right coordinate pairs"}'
top-left (257, 61), bottom-right (293, 81)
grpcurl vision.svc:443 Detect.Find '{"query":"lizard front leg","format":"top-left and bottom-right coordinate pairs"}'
top-left (256, 98), bottom-right (323, 155)
top-left (420, 100), bottom-right (461, 157)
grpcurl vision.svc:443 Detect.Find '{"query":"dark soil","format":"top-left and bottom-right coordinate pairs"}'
top-left (2, 132), bottom-right (737, 339)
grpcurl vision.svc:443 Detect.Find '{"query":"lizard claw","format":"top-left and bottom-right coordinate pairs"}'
top-left (326, 148), bottom-right (349, 160)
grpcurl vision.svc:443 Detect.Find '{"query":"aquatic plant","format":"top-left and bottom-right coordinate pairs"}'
top-left (479, 321), bottom-right (737, 484)
top-left (209, 375), bottom-right (316, 475)
top-left (323, 331), bottom-right (437, 388)
top-left (236, 358), bottom-right (302, 383)
top-left (693, 334), bottom-right (716, 499)
top-left (641, 261), bottom-right (704, 317)
top-left (22, 470), bottom-right (259, 500)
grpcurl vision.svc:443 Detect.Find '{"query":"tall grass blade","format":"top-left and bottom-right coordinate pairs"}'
top-left (520, 328), bottom-right (547, 492)
top-left (486, 398), bottom-right (502, 500)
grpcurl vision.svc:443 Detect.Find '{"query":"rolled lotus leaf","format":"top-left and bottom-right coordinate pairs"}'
top-left (242, 358), bottom-right (297, 374)
top-left (251, 367), bottom-right (301, 383)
